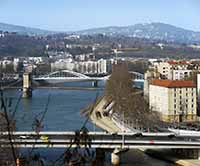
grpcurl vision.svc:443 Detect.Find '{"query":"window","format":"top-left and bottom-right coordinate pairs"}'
top-left (186, 88), bottom-right (188, 91)
top-left (174, 99), bottom-right (176, 103)
top-left (174, 104), bottom-right (176, 108)
top-left (174, 93), bottom-right (176, 97)
top-left (192, 99), bottom-right (194, 102)
top-left (186, 93), bottom-right (188, 96)
top-left (192, 104), bottom-right (194, 108)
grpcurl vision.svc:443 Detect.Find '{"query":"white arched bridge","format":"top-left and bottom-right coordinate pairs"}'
top-left (33, 70), bottom-right (144, 84)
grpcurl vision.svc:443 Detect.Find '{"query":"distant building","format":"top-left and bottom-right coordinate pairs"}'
top-left (156, 61), bottom-right (192, 80)
top-left (143, 70), bottom-right (160, 100)
top-left (197, 74), bottom-right (200, 99)
top-left (51, 59), bottom-right (111, 75)
top-left (13, 58), bottom-right (19, 72)
top-left (149, 79), bottom-right (197, 122)
top-left (172, 69), bottom-right (192, 80)
top-left (51, 58), bottom-right (74, 71)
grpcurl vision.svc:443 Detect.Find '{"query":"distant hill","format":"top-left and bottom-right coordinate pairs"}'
top-left (1, 22), bottom-right (200, 44)
top-left (77, 23), bottom-right (200, 44)
top-left (0, 22), bottom-right (55, 35)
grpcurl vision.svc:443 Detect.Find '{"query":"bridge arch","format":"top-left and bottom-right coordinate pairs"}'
top-left (101, 71), bottom-right (144, 80)
top-left (42, 70), bottom-right (90, 78)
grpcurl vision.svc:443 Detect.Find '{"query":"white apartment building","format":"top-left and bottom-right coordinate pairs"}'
top-left (51, 59), bottom-right (110, 74)
top-left (51, 58), bottom-right (74, 71)
top-left (172, 70), bottom-right (192, 80)
top-left (97, 59), bottom-right (107, 74)
top-left (156, 61), bottom-right (192, 80)
top-left (149, 79), bottom-right (197, 122)
top-left (197, 74), bottom-right (200, 99)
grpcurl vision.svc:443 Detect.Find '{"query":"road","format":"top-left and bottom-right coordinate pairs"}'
top-left (1, 131), bottom-right (200, 149)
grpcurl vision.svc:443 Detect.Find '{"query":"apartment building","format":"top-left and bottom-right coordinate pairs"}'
top-left (156, 61), bottom-right (192, 80)
top-left (149, 79), bottom-right (197, 122)
top-left (51, 59), bottom-right (111, 74)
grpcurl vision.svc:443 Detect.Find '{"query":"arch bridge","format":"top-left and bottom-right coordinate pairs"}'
top-left (33, 70), bottom-right (144, 84)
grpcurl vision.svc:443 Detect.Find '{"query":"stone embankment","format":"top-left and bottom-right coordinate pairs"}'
top-left (89, 97), bottom-right (121, 133)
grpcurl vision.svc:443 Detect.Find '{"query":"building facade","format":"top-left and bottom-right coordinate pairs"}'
top-left (156, 61), bottom-right (192, 80)
top-left (51, 59), bottom-right (111, 75)
top-left (149, 79), bottom-right (197, 122)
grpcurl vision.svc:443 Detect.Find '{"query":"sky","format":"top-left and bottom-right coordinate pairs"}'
top-left (0, 0), bottom-right (199, 32)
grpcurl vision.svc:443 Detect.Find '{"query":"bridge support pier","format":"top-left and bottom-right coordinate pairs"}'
top-left (92, 81), bottom-right (98, 87)
top-left (22, 73), bottom-right (32, 98)
top-left (111, 149), bottom-right (120, 166)
top-left (95, 148), bottom-right (105, 166)
top-left (92, 81), bottom-right (98, 88)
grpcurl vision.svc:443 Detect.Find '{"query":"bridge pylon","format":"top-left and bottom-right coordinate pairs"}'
top-left (111, 148), bottom-right (120, 166)
top-left (92, 80), bottom-right (98, 87)
top-left (22, 73), bottom-right (32, 98)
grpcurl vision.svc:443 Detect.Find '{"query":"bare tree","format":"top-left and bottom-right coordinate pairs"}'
top-left (105, 62), bottom-right (133, 113)
top-left (0, 90), bottom-right (17, 166)
top-left (105, 62), bottom-right (161, 129)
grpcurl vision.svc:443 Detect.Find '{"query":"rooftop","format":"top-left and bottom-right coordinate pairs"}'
top-left (167, 60), bottom-right (190, 65)
top-left (151, 79), bottom-right (196, 88)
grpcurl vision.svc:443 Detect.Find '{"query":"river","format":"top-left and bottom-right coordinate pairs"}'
top-left (1, 84), bottom-right (174, 166)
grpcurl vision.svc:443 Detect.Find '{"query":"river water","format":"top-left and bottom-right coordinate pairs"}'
top-left (6, 88), bottom-right (98, 131)
top-left (1, 83), bottom-right (173, 166)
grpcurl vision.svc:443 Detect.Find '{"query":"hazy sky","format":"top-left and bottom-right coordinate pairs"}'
top-left (0, 0), bottom-right (199, 31)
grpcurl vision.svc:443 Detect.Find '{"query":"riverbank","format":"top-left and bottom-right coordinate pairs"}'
top-left (1, 86), bottom-right (104, 91)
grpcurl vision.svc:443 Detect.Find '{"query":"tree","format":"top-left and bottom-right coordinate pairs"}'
top-left (105, 62), bottom-right (133, 113)
top-left (0, 91), bottom-right (17, 166)
top-left (105, 62), bottom-right (161, 129)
